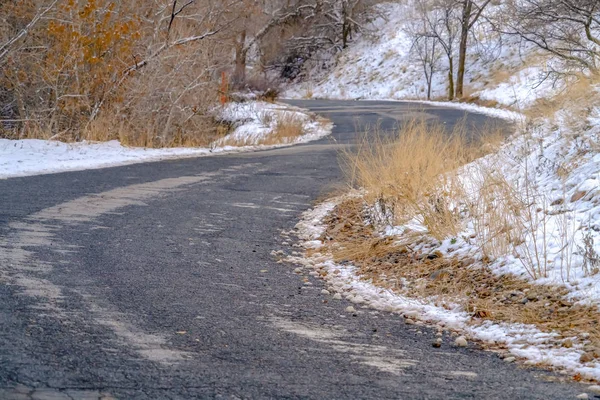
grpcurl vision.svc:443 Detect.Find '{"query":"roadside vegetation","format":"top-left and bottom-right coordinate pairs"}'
top-left (0, 0), bottom-right (377, 147)
top-left (281, 0), bottom-right (600, 381)
top-left (333, 106), bottom-right (600, 354)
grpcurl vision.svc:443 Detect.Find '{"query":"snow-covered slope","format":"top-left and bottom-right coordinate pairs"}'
top-left (286, 2), bottom-right (557, 110)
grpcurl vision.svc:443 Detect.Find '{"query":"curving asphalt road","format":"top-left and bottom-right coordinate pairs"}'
top-left (0, 100), bottom-right (586, 399)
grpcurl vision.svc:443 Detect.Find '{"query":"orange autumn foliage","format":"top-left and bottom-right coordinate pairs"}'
top-left (44, 0), bottom-right (141, 124)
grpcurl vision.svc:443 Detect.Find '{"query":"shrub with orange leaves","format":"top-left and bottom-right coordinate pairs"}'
top-left (43, 0), bottom-right (142, 134)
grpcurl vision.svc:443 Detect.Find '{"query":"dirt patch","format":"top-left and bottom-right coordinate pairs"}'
top-left (317, 197), bottom-right (600, 367)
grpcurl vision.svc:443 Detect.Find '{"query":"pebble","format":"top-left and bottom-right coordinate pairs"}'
top-left (405, 319), bottom-right (416, 325)
top-left (294, 268), bottom-right (303, 274)
top-left (562, 339), bottom-right (573, 348)
top-left (351, 296), bottom-right (365, 304)
top-left (455, 336), bottom-right (468, 347)
top-left (321, 289), bottom-right (330, 295)
top-left (588, 385), bottom-right (600, 395)
top-left (576, 394), bottom-right (589, 399)
top-left (432, 338), bottom-right (442, 348)
top-left (404, 311), bottom-right (420, 319)
top-left (345, 306), bottom-right (356, 313)
top-left (332, 293), bottom-right (342, 300)
top-left (580, 352), bottom-right (595, 363)
top-left (504, 357), bottom-right (516, 363)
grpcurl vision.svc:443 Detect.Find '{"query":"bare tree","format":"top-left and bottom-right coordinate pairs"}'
top-left (232, 0), bottom-right (378, 84)
top-left (415, 0), bottom-right (460, 100)
top-left (0, 0), bottom-right (59, 62)
top-left (501, 0), bottom-right (600, 73)
top-left (406, 12), bottom-right (442, 100)
top-left (456, 0), bottom-right (492, 98)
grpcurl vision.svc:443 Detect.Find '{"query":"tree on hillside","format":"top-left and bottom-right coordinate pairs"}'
top-left (231, 0), bottom-right (326, 84)
top-left (231, 0), bottom-right (376, 85)
top-left (406, 17), bottom-right (442, 100)
top-left (414, 0), bottom-right (460, 100)
top-left (501, 0), bottom-right (600, 73)
top-left (455, 0), bottom-right (492, 98)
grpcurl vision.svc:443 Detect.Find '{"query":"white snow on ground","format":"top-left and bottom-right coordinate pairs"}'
top-left (362, 99), bottom-right (600, 308)
top-left (0, 101), bottom-right (332, 179)
top-left (460, 108), bottom-right (600, 305)
top-left (288, 77), bottom-right (600, 380)
top-left (291, 198), bottom-right (600, 381)
top-left (285, 2), bottom-right (557, 111)
top-left (216, 101), bottom-right (327, 146)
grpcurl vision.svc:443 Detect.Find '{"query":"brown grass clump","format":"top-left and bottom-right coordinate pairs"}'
top-left (259, 113), bottom-right (305, 145)
top-left (526, 74), bottom-right (599, 122)
top-left (342, 119), bottom-right (473, 239)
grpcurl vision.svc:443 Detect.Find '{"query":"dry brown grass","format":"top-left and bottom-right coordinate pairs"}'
top-left (259, 112), bottom-right (305, 145)
top-left (79, 111), bottom-right (223, 148)
top-left (302, 85), bottom-right (314, 99)
top-left (461, 95), bottom-right (500, 109)
top-left (331, 115), bottom-right (600, 360)
top-left (342, 119), bottom-right (478, 239)
top-left (322, 197), bottom-right (600, 352)
top-left (526, 74), bottom-right (600, 122)
top-left (469, 164), bottom-right (524, 262)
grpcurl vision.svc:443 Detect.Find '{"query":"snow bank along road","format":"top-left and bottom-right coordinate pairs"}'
top-left (0, 100), bottom-right (585, 399)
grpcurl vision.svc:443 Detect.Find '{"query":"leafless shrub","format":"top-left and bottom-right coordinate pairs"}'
top-left (579, 229), bottom-right (600, 277)
top-left (498, 0), bottom-right (600, 74)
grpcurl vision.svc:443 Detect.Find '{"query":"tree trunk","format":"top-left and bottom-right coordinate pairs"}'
top-left (342, 21), bottom-right (350, 49)
top-left (427, 65), bottom-right (434, 100)
top-left (448, 56), bottom-right (455, 101)
top-left (456, 0), bottom-right (472, 99)
top-left (342, 4), bottom-right (350, 49)
top-left (234, 30), bottom-right (247, 86)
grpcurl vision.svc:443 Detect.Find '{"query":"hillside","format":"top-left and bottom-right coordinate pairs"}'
top-left (287, 2), bottom-right (560, 110)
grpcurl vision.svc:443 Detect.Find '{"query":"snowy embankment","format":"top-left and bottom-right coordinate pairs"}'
top-left (0, 101), bottom-right (332, 179)
top-left (291, 197), bottom-right (600, 382)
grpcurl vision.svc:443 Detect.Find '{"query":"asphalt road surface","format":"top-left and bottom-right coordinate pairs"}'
top-left (0, 100), bottom-right (586, 399)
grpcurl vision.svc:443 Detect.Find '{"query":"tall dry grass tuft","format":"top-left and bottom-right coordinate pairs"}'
top-left (259, 112), bottom-right (305, 145)
top-left (469, 165), bottom-right (523, 262)
top-left (343, 119), bottom-right (473, 239)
